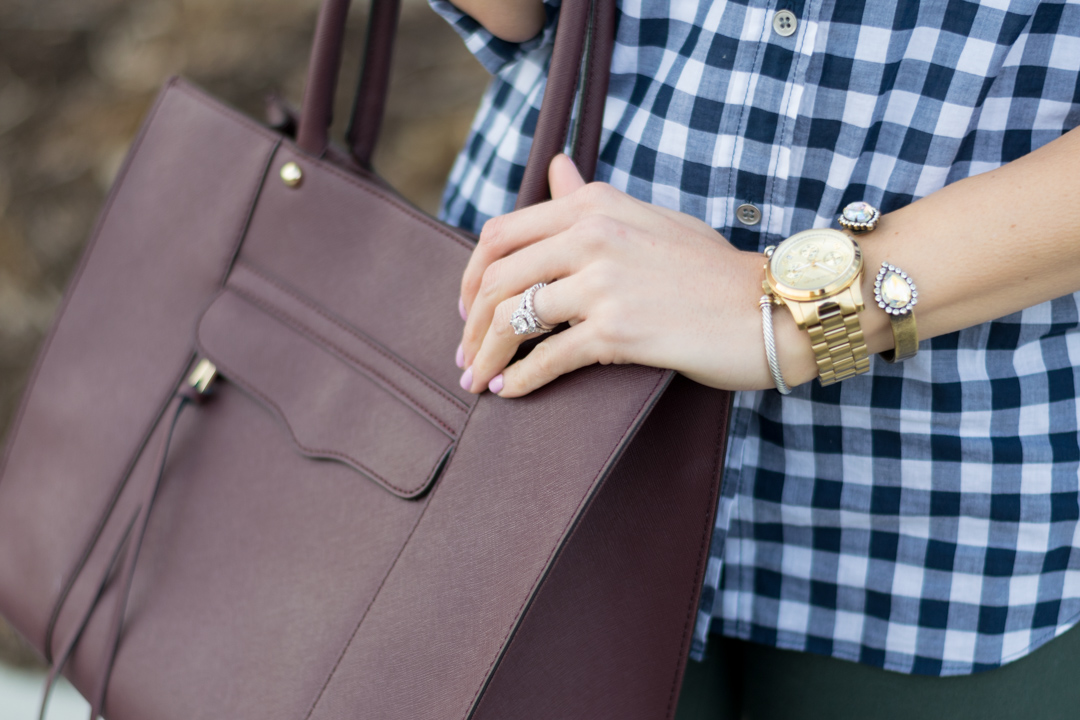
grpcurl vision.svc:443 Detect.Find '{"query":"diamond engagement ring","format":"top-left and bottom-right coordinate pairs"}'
top-left (510, 282), bottom-right (555, 335)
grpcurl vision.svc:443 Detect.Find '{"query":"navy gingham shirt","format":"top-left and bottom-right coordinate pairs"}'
top-left (430, 0), bottom-right (1080, 675)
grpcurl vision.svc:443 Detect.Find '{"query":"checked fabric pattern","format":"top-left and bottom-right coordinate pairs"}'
top-left (431, 0), bottom-right (1080, 676)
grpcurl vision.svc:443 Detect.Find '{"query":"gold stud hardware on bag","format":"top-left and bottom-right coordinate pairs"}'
top-left (280, 161), bottom-right (303, 188)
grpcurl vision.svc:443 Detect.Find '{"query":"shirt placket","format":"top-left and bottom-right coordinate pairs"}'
top-left (704, 0), bottom-right (826, 644)
top-left (761, 1), bottom-right (822, 239)
top-left (707, 0), bottom-right (822, 252)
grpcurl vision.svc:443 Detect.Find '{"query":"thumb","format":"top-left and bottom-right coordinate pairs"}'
top-left (548, 153), bottom-right (586, 199)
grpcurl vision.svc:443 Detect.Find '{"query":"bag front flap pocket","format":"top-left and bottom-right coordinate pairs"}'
top-left (196, 263), bottom-right (471, 498)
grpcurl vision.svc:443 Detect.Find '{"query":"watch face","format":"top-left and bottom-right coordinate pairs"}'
top-left (769, 229), bottom-right (859, 293)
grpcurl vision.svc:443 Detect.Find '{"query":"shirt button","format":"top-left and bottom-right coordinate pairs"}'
top-left (773, 10), bottom-right (797, 37)
top-left (736, 203), bottom-right (762, 226)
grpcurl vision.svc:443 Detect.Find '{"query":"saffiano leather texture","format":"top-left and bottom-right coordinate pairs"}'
top-left (0, 1), bottom-right (733, 717)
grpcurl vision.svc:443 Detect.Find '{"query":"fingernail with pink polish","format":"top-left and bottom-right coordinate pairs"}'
top-left (459, 366), bottom-right (473, 392)
top-left (488, 374), bottom-right (504, 395)
top-left (458, 297), bottom-right (467, 321)
top-left (455, 343), bottom-right (465, 369)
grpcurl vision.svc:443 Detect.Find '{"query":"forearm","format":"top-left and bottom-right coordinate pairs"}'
top-left (451, 129), bottom-right (1080, 397)
top-left (446, 0), bottom-right (546, 43)
top-left (776, 125), bottom-right (1080, 387)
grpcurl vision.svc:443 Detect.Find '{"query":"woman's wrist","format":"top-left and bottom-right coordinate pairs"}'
top-left (732, 248), bottom-right (817, 391)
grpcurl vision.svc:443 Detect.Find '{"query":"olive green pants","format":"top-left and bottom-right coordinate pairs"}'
top-left (675, 623), bottom-right (1080, 720)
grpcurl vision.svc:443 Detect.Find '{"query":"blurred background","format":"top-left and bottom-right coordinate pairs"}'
top-left (0, 0), bottom-right (490, 713)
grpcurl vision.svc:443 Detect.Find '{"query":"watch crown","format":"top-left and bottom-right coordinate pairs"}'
top-left (763, 245), bottom-right (776, 258)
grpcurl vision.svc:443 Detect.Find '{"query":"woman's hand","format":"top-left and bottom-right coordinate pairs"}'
top-left (456, 154), bottom-right (782, 398)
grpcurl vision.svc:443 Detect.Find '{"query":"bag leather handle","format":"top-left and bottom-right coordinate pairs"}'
top-left (346, 0), bottom-right (400, 168)
top-left (516, 0), bottom-right (615, 207)
top-left (295, 0), bottom-right (615, 204)
top-left (293, 0), bottom-right (403, 166)
top-left (295, 0), bottom-right (357, 159)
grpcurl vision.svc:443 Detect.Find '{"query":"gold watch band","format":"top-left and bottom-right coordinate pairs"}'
top-left (805, 292), bottom-right (870, 385)
top-left (879, 311), bottom-right (918, 363)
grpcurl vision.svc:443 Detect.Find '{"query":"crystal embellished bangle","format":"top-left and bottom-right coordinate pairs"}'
top-left (874, 262), bottom-right (919, 363)
top-left (838, 201), bottom-right (880, 233)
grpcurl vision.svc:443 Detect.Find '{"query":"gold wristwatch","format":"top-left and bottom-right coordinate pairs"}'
top-left (762, 226), bottom-right (870, 385)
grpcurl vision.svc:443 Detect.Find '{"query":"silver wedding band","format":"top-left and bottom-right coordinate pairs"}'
top-left (510, 282), bottom-right (556, 335)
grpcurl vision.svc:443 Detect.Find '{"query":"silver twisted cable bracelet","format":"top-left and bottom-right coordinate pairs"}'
top-left (759, 295), bottom-right (792, 395)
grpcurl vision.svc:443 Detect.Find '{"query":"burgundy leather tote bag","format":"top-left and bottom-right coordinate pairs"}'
top-left (0, 0), bottom-right (731, 717)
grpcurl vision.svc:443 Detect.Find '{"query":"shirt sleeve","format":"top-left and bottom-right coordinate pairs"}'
top-left (428, 0), bottom-right (561, 75)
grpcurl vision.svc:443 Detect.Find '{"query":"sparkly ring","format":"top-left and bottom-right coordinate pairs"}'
top-left (510, 282), bottom-right (556, 335)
